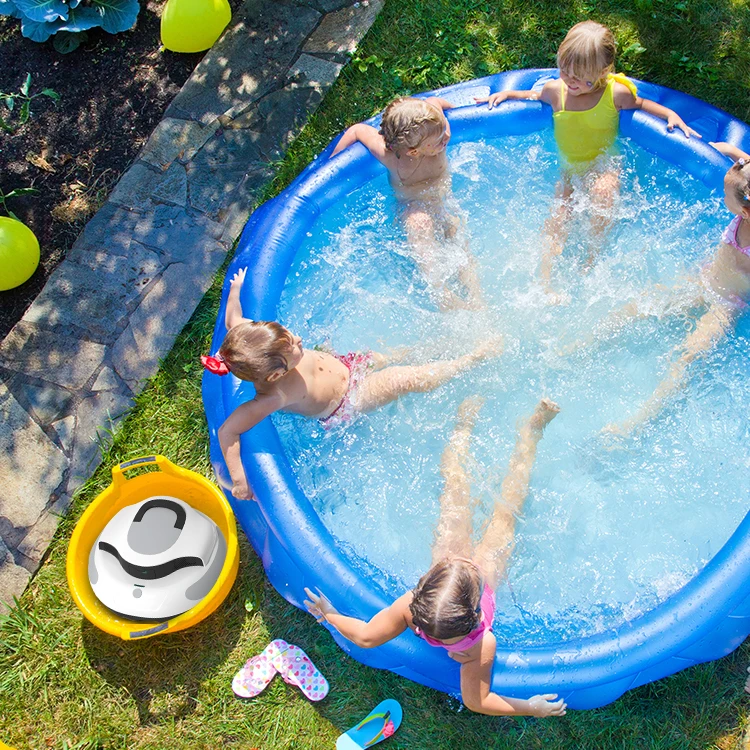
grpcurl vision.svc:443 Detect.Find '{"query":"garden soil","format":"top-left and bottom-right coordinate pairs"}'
top-left (0, 0), bottom-right (240, 340)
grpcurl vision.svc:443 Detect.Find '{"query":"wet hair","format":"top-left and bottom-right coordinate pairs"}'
top-left (727, 159), bottom-right (750, 207)
top-left (557, 20), bottom-right (616, 89)
top-left (409, 558), bottom-right (483, 640)
top-left (379, 97), bottom-right (446, 156)
top-left (218, 320), bottom-right (294, 382)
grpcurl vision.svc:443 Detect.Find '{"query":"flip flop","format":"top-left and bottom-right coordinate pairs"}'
top-left (231, 642), bottom-right (279, 698)
top-left (269, 641), bottom-right (329, 702)
top-left (336, 699), bottom-right (403, 749)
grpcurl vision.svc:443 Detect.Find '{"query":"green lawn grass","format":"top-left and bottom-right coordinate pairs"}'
top-left (3, 0), bottom-right (750, 748)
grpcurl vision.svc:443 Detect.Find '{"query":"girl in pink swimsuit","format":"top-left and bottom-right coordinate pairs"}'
top-left (585, 146), bottom-right (750, 436)
top-left (305, 397), bottom-right (567, 718)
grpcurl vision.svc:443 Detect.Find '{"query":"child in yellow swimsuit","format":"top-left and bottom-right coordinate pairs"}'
top-left (476, 20), bottom-right (700, 298)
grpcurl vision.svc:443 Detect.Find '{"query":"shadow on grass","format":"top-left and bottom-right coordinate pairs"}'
top-left (78, 537), bottom-right (257, 728)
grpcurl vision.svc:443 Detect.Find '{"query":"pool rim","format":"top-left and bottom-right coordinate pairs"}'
top-left (203, 69), bottom-right (750, 709)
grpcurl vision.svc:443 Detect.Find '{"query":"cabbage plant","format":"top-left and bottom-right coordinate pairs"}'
top-left (0, 0), bottom-right (140, 53)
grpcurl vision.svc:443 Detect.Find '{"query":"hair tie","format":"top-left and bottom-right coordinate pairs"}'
top-left (201, 354), bottom-right (230, 375)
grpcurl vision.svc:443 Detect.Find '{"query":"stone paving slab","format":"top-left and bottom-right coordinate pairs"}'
top-left (0, 0), bottom-right (384, 613)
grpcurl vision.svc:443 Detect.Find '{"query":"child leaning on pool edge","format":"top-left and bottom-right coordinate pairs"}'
top-left (597, 142), bottom-right (750, 435)
top-left (477, 20), bottom-right (700, 293)
top-left (330, 96), bottom-right (483, 310)
top-left (305, 396), bottom-right (567, 718)
top-left (203, 268), bottom-right (503, 501)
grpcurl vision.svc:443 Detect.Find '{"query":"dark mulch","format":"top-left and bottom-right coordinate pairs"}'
top-left (0, 1), bottom-right (235, 340)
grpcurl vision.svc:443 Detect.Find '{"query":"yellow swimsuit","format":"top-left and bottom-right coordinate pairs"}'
top-left (553, 73), bottom-right (637, 167)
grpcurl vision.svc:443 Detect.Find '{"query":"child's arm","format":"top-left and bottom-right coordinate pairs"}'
top-left (460, 633), bottom-right (567, 717)
top-left (304, 587), bottom-right (410, 648)
top-left (330, 123), bottom-right (389, 162)
top-left (614, 85), bottom-right (700, 138)
top-left (710, 141), bottom-right (750, 161)
top-left (476, 81), bottom-right (557, 110)
top-left (217, 393), bottom-right (285, 500)
top-left (225, 267), bottom-right (251, 330)
top-left (424, 96), bottom-right (454, 111)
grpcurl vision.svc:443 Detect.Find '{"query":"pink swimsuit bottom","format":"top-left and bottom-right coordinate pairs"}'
top-left (319, 351), bottom-right (373, 429)
top-left (415, 584), bottom-right (496, 653)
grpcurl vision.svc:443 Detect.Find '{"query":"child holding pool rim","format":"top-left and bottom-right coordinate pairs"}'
top-left (476, 20), bottom-right (700, 297)
top-left (305, 396), bottom-right (567, 717)
top-left (205, 268), bottom-right (503, 501)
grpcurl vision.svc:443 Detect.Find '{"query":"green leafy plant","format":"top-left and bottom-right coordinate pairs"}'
top-left (0, 186), bottom-right (39, 220)
top-left (669, 50), bottom-right (720, 83)
top-left (0, 0), bottom-right (140, 53)
top-left (351, 53), bottom-right (383, 73)
top-left (0, 73), bottom-right (59, 133)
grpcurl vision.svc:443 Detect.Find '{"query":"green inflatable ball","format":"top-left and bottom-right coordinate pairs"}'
top-left (161, 0), bottom-right (231, 53)
top-left (0, 216), bottom-right (40, 291)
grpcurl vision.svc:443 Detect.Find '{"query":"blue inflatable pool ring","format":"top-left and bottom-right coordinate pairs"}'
top-left (203, 70), bottom-right (750, 710)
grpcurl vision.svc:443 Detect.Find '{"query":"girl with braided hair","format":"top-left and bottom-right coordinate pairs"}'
top-left (304, 396), bottom-right (567, 717)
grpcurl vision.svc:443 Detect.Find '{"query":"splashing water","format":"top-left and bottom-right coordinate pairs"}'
top-left (275, 130), bottom-right (750, 646)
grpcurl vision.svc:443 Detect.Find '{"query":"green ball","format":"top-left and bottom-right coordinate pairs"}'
top-left (0, 216), bottom-right (40, 291)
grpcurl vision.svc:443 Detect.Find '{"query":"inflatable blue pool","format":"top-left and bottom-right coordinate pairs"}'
top-left (203, 70), bottom-right (750, 710)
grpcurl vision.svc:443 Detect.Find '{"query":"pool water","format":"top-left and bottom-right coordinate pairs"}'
top-left (274, 130), bottom-right (750, 647)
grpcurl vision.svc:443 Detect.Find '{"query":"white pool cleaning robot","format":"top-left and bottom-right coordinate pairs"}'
top-left (89, 496), bottom-right (227, 621)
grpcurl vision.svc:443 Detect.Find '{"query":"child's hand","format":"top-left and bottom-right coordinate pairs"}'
top-left (230, 267), bottom-right (247, 288)
top-left (231, 480), bottom-right (254, 500)
top-left (303, 587), bottom-right (339, 623)
top-left (526, 694), bottom-right (567, 717)
top-left (666, 114), bottom-right (701, 139)
top-left (475, 92), bottom-right (508, 109)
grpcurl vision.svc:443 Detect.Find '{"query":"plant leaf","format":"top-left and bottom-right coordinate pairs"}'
top-left (20, 72), bottom-right (31, 96)
top-left (52, 28), bottom-right (85, 52)
top-left (56, 5), bottom-right (102, 32)
top-left (5, 188), bottom-right (40, 198)
top-left (90, 0), bottom-right (139, 34)
top-left (0, 0), bottom-right (23, 18)
top-left (13, 0), bottom-right (67, 23)
top-left (0, 115), bottom-right (14, 133)
top-left (19, 99), bottom-right (30, 123)
top-left (6, 96), bottom-right (15, 111)
top-left (40, 88), bottom-right (60, 103)
top-left (19, 15), bottom-right (58, 41)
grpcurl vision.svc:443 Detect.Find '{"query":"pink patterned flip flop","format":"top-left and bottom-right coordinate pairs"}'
top-left (269, 640), bottom-right (329, 702)
top-left (231, 643), bottom-right (279, 698)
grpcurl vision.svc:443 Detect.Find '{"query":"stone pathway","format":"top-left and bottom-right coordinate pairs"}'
top-left (0, 0), bottom-right (383, 613)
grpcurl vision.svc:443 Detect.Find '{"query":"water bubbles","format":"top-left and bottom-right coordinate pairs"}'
top-left (275, 130), bottom-right (747, 646)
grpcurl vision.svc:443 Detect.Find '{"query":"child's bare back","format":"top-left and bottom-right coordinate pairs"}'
top-left (206, 268), bottom-right (503, 500)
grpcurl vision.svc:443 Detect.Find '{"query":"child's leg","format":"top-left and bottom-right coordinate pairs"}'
top-left (559, 276), bottom-right (704, 357)
top-left (355, 337), bottom-right (504, 413)
top-left (473, 399), bottom-right (560, 589)
top-left (431, 396), bottom-right (485, 564)
top-left (584, 169), bottom-right (619, 269)
top-left (403, 206), bottom-right (462, 310)
top-left (540, 180), bottom-right (573, 299)
top-left (403, 204), bottom-right (481, 310)
top-left (603, 301), bottom-right (736, 436)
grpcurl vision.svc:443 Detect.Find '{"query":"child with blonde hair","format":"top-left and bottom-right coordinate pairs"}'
top-left (331, 96), bottom-right (482, 309)
top-left (204, 268), bottom-right (503, 500)
top-left (305, 396), bottom-right (567, 717)
top-left (477, 20), bottom-right (699, 296)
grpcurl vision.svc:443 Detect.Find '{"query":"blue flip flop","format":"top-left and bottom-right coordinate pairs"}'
top-left (336, 699), bottom-right (403, 749)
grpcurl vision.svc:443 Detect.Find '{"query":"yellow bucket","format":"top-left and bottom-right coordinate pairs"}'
top-left (66, 455), bottom-right (239, 640)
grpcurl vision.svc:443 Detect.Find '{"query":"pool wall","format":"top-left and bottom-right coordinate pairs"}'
top-left (203, 69), bottom-right (750, 709)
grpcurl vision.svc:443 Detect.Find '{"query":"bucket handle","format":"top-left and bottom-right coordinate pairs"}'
top-left (111, 455), bottom-right (181, 487)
